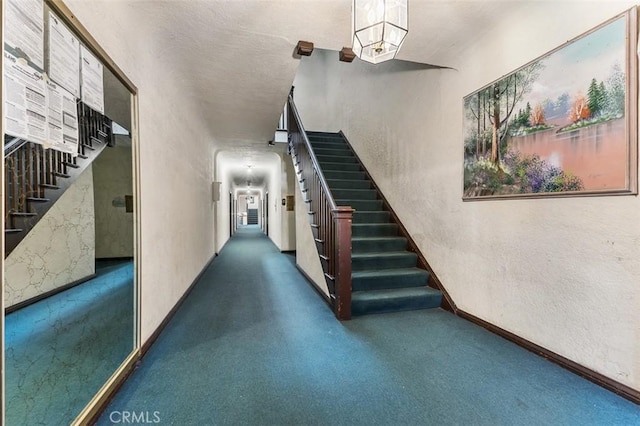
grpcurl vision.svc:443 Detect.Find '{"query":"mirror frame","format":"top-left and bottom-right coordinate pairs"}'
top-left (1, 0), bottom-right (142, 424)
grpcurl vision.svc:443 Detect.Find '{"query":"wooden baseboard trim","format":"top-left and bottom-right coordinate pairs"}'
top-left (457, 309), bottom-right (640, 405)
top-left (140, 253), bottom-right (217, 356)
top-left (72, 349), bottom-right (140, 425)
top-left (96, 256), bottom-right (134, 262)
top-left (296, 264), bottom-right (332, 307)
top-left (5, 273), bottom-right (97, 315)
top-left (79, 253), bottom-right (218, 424)
top-left (338, 130), bottom-right (456, 312)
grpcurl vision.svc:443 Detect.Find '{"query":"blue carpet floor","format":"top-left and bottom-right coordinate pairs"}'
top-left (5, 259), bottom-right (134, 425)
top-left (97, 226), bottom-right (640, 425)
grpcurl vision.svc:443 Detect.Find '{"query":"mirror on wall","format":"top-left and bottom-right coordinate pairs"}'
top-left (3, 2), bottom-right (137, 424)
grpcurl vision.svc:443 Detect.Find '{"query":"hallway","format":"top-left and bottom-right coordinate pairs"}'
top-left (98, 226), bottom-right (639, 425)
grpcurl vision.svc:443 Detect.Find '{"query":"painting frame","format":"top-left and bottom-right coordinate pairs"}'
top-left (462, 7), bottom-right (638, 201)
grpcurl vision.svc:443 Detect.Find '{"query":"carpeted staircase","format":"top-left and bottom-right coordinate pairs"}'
top-left (306, 131), bottom-right (442, 316)
top-left (247, 208), bottom-right (259, 225)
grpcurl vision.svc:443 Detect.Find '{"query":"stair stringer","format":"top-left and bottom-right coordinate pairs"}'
top-left (337, 130), bottom-right (456, 312)
top-left (5, 136), bottom-right (110, 257)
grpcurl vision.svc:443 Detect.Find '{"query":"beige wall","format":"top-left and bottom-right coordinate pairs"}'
top-left (5, 167), bottom-right (96, 307)
top-left (294, 159), bottom-right (327, 295)
top-left (93, 140), bottom-right (134, 258)
top-left (293, 2), bottom-right (640, 392)
top-left (67, 1), bottom-right (217, 342)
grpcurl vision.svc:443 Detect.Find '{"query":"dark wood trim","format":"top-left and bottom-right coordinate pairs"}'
top-left (295, 40), bottom-right (314, 56)
top-left (140, 253), bottom-right (217, 356)
top-left (295, 264), bottom-right (332, 307)
top-left (339, 47), bottom-right (356, 63)
top-left (458, 309), bottom-right (640, 405)
top-left (82, 351), bottom-right (140, 425)
top-left (281, 250), bottom-right (296, 254)
top-left (5, 273), bottom-right (97, 314)
top-left (84, 253), bottom-right (218, 423)
top-left (338, 130), bottom-right (456, 312)
top-left (96, 256), bottom-right (134, 262)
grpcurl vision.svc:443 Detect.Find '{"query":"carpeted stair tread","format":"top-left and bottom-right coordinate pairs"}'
top-left (318, 162), bottom-right (362, 172)
top-left (314, 147), bottom-right (354, 157)
top-left (335, 199), bottom-right (383, 211)
top-left (351, 286), bottom-right (442, 316)
top-left (353, 211), bottom-right (391, 223)
top-left (316, 154), bottom-right (358, 164)
top-left (352, 268), bottom-right (430, 291)
top-left (327, 179), bottom-right (371, 189)
top-left (310, 140), bottom-right (349, 149)
top-left (352, 223), bottom-right (398, 237)
top-left (352, 236), bottom-right (408, 252)
top-left (331, 188), bottom-right (378, 200)
top-left (352, 251), bottom-right (418, 271)
top-left (323, 170), bottom-right (367, 180)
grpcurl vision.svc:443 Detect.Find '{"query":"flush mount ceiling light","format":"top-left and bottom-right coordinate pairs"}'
top-left (352, 0), bottom-right (408, 64)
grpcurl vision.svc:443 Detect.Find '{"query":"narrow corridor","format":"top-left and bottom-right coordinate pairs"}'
top-left (98, 226), bottom-right (640, 425)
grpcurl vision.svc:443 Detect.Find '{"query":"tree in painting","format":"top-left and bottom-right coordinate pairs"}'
top-left (465, 61), bottom-right (542, 165)
top-left (464, 14), bottom-right (629, 198)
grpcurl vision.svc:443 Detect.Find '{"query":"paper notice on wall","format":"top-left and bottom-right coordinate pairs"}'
top-left (5, 0), bottom-right (44, 69)
top-left (80, 45), bottom-right (104, 114)
top-left (4, 51), bottom-right (47, 144)
top-left (48, 12), bottom-right (80, 98)
top-left (46, 80), bottom-right (79, 155)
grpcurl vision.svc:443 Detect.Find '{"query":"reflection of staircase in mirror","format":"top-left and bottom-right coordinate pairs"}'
top-left (4, 102), bottom-right (113, 257)
top-left (247, 208), bottom-right (259, 225)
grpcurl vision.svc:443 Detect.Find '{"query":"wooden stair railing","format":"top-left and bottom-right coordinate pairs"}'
top-left (4, 101), bottom-right (113, 257)
top-left (287, 88), bottom-right (354, 320)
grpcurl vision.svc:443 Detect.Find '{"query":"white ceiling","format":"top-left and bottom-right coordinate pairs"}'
top-left (101, 0), bottom-right (531, 187)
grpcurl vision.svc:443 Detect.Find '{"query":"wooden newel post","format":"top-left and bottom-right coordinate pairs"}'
top-left (333, 207), bottom-right (354, 320)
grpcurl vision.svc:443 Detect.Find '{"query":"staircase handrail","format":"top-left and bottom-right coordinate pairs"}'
top-left (287, 88), bottom-right (353, 320)
top-left (287, 92), bottom-right (337, 211)
top-left (4, 137), bottom-right (28, 158)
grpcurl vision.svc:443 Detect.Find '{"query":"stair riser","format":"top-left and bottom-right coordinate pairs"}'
top-left (331, 189), bottom-right (378, 200)
top-left (352, 238), bottom-right (407, 252)
top-left (352, 254), bottom-right (418, 271)
top-left (328, 180), bottom-right (372, 190)
top-left (351, 272), bottom-right (429, 291)
top-left (336, 200), bottom-right (383, 211)
top-left (353, 211), bottom-right (390, 223)
top-left (323, 171), bottom-right (367, 180)
top-left (316, 155), bottom-right (358, 164)
top-left (311, 142), bottom-right (348, 148)
top-left (352, 292), bottom-right (442, 316)
top-left (320, 162), bottom-right (361, 172)
top-left (352, 224), bottom-right (398, 237)
top-left (308, 134), bottom-right (344, 142)
top-left (314, 148), bottom-right (353, 157)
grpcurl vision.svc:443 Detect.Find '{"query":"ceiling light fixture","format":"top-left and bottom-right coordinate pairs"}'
top-left (352, 0), bottom-right (408, 64)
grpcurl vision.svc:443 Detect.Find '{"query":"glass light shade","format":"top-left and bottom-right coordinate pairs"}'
top-left (352, 0), bottom-right (408, 64)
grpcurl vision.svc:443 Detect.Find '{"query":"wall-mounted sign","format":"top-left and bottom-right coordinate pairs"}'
top-left (5, 0), bottom-right (44, 69)
top-left (46, 79), bottom-right (79, 155)
top-left (48, 12), bottom-right (80, 97)
top-left (80, 45), bottom-right (104, 113)
top-left (4, 51), bottom-right (47, 144)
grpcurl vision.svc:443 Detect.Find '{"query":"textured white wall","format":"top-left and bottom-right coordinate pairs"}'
top-left (280, 154), bottom-right (297, 251)
top-left (293, 158), bottom-right (328, 296)
top-left (66, 1), bottom-right (216, 342)
top-left (93, 143), bottom-right (134, 258)
top-left (294, 2), bottom-right (640, 392)
top-left (5, 167), bottom-right (95, 307)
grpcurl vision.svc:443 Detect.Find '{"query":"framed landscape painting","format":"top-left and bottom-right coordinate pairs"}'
top-left (463, 7), bottom-right (638, 199)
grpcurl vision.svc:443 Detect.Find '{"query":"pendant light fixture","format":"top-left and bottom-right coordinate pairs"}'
top-left (352, 0), bottom-right (408, 64)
